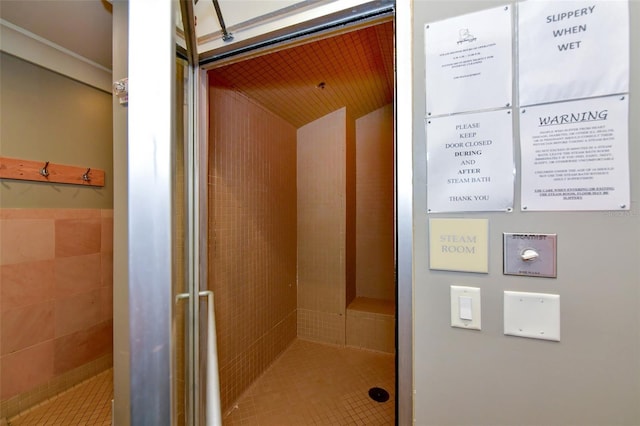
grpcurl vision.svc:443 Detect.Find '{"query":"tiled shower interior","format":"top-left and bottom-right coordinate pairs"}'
top-left (208, 20), bottom-right (395, 422)
top-left (223, 339), bottom-right (394, 425)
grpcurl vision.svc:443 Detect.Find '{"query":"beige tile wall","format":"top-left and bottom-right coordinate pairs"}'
top-left (355, 105), bottom-right (395, 302)
top-left (346, 110), bottom-right (357, 309)
top-left (208, 81), bottom-right (393, 410)
top-left (0, 208), bottom-right (113, 413)
top-left (208, 75), bottom-right (298, 412)
top-left (297, 108), bottom-right (353, 346)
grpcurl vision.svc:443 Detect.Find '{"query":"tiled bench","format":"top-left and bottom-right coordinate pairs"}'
top-left (346, 297), bottom-right (395, 353)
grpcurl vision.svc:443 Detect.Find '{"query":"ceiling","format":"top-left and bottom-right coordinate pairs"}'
top-left (0, 0), bottom-right (113, 69)
top-left (0, 1), bottom-right (393, 128)
top-left (209, 20), bottom-right (394, 128)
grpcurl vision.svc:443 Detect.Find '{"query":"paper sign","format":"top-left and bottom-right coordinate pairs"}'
top-left (520, 95), bottom-right (630, 211)
top-left (429, 218), bottom-right (489, 273)
top-left (518, 0), bottom-right (629, 106)
top-left (425, 5), bottom-right (512, 116)
top-left (427, 109), bottom-right (514, 212)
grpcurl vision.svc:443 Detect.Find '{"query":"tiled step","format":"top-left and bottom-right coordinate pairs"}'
top-left (346, 297), bottom-right (395, 353)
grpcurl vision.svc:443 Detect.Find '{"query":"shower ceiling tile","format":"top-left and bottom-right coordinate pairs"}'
top-left (208, 21), bottom-right (393, 128)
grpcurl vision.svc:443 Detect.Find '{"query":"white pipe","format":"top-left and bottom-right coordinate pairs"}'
top-left (199, 290), bottom-right (222, 425)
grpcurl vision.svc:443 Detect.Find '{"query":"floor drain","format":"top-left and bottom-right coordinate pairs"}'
top-left (368, 387), bottom-right (390, 403)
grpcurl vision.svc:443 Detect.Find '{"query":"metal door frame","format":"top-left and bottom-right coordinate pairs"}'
top-left (128, 0), bottom-right (175, 424)
top-left (127, 1), bottom-right (413, 424)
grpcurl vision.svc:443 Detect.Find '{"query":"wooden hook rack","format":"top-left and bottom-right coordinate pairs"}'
top-left (0, 156), bottom-right (105, 187)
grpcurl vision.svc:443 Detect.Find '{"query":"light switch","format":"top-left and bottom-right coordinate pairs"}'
top-left (504, 291), bottom-right (560, 341)
top-left (459, 296), bottom-right (473, 320)
top-left (451, 286), bottom-right (481, 330)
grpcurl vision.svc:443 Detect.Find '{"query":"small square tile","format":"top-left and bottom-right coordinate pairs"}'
top-left (7, 369), bottom-right (112, 425)
top-left (223, 339), bottom-right (394, 425)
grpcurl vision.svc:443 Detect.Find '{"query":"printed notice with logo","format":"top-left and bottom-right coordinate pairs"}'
top-left (427, 109), bottom-right (514, 213)
top-left (425, 5), bottom-right (512, 117)
top-left (520, 95), bottom-right (630, 211)
top-left (519, 0), bottom-right (629, 106)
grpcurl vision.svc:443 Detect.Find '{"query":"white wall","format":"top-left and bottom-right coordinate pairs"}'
top-left (412, 1), bottom-right (640, 425)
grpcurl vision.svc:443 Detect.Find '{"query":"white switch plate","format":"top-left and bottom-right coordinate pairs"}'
top-left (504, 291), bottom-right (560, 341)
top-left (451, 286), bottom-right (481, 330)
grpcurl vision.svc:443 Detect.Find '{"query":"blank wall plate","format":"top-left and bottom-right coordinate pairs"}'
top-left (504, 291), bottom-right (560, 341)
top-left (451, 286), bottom-right (481, 330)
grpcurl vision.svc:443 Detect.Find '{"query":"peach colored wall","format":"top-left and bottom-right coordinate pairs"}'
top-left (0, 208), bottom-right (113, 402)
top-left (208, 76), bottom-right (297, 411)
top-left (355, 104), bottom-right (394, 302)
top-left (297, 108), bottom-right (352, 345)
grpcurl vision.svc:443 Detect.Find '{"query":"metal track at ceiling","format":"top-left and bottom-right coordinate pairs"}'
top-left (198, 1), bottom-right (394, 67)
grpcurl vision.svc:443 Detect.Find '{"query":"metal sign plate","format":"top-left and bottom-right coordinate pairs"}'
top-left (503, 233), bottom-right (557, 278)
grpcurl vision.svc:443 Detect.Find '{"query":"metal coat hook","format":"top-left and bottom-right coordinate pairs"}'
top-left (1, 156), bottom-right (105, 187)
top-left (40, 161), bottom-right (50, 177)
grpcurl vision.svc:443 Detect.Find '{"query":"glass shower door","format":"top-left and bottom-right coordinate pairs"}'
top-left (176, 2), bottom-right (220, 424)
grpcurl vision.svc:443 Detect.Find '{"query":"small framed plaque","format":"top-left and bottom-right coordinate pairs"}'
top-left (430, 218), bottom-right (489, 273)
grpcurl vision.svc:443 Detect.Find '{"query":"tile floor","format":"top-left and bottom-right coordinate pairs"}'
top-left (223, 339), bottom-right (395, 425)
top-left (7, 369), bottom-right (112, 426)
top-left (6, 339), bottom-right (394, 426)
